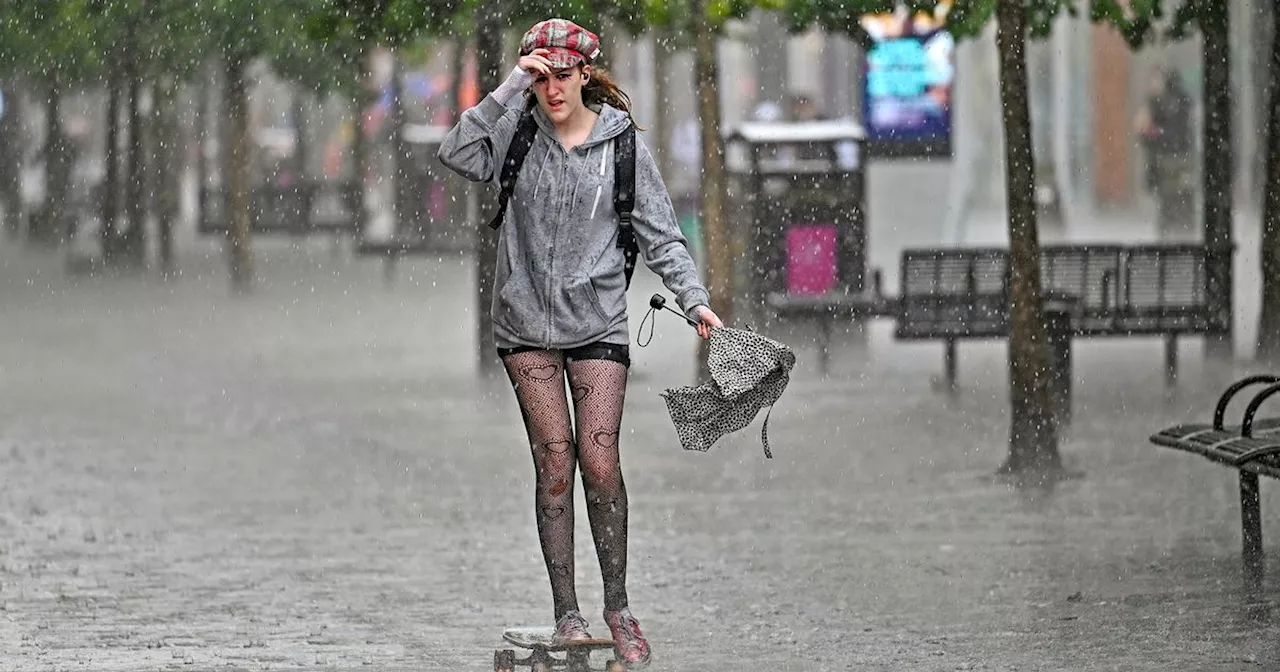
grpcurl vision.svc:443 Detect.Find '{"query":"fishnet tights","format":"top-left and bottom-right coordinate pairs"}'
top-left (502, 350), bottom-right (630, 619)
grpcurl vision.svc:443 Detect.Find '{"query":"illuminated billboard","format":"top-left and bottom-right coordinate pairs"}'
top-left (859, 2), bottom-right (955, 157)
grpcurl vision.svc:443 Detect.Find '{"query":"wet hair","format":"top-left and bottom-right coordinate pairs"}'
top-left (526, 64), bottom-right (646, 131)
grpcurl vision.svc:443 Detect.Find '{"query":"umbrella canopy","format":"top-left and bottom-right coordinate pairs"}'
top-left (660, 327), bottom-right (796, 458)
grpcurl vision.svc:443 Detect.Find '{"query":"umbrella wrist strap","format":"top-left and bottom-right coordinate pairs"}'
top-left (637, 304), bottom-right (658, 347)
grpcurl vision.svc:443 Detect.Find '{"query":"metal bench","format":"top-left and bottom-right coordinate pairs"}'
top-left (897, 243), bottom-right (1224, 391)
top-left (894, 247), bottom-right (1076, 422)
top-left (1053, 244), bottom-right (1219, 385)
top-left (1149, 374), bottom-right (1280, 592)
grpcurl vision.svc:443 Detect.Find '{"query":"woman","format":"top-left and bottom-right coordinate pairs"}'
top-left (437, 18), bottom-right (722, 667)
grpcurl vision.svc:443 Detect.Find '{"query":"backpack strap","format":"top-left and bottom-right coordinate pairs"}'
top-left (613, 123), bottom-right (637, 288)
top-left (488, 111), bottom-right (539, 230)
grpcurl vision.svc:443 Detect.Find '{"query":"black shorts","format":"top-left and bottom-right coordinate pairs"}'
top-left (496, 341), bottom-right (631, 369)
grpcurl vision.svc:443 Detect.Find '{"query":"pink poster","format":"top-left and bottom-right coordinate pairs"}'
top-left (786, 224), bottom-right (838, 295)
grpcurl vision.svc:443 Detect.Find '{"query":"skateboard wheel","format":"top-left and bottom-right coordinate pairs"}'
top-left (605, 660), bottom-right (627, 672)
top-left (531, 662), bottom-right (554, 672)
top-left (494, 649), bottom-right (515, 672)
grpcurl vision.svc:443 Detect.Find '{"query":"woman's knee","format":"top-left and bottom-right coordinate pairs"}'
top-left (535, 446), bottom-right (577, 481)
top-left (579, 459), bottom-right (622, 495)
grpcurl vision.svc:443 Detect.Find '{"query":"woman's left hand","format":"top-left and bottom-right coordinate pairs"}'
top-left (691, 305), bottom-right (723, 340)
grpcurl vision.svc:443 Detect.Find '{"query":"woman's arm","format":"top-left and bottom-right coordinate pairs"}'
top-left (628, 133), bottom-right (712, 319)
top-left (435, 66), bottom-right (536, 184)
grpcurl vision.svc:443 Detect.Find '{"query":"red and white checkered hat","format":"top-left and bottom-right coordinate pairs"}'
top-left (519, 18), bottom-right (601, 70)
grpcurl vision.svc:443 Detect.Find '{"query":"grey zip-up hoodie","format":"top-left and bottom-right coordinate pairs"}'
top-left (437, 90), bottom-right (711, 351)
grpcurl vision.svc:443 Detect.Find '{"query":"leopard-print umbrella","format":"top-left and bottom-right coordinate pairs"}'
top-left (658, 326), bottom-right (796, 459)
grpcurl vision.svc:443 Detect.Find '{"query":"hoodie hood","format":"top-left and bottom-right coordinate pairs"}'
top-left (529, 100), bottom-right (633, 149)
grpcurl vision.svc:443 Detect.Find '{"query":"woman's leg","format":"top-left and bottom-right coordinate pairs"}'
top-left (565, 344), bottom-right (650, 665)
top-left (501, 349), bottom-right (581, 621)
top-left (564, 348), bottom-right (630, 612)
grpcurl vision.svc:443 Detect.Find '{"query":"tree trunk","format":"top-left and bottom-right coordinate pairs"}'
top-left (390, 52), bottom-right (418, 239)
top-left (473, 0), bottom-right (504, 378)
top-left (193, 60), bottom-right (212, 238)
top-left (692, 0), bottom-right (734, 381)
top-left (292, 90), bottom-right (309, 182)
top-left (1202, 4), bottom-right (1235, 360)
top-left (123, 71), bottom-right (147, 269)
top-left (1257, 3), bottom-right (1280, 365)
top-left (652, 26), bottom-right (675, 184)
top-left (994, 0), bottom-right (1061, 478)
top-left (102, 75), bottom-right (121, 262)
top-left (35, 80), bottom-right (73, 248)
top-left (225, 55), bottom-right (253, 292)
top-left (156, 74), bottom-right (181, 279)
top-left (349, 44), bottom-right (374, 236)
top-left (0, 78), bottom-right (24, 237)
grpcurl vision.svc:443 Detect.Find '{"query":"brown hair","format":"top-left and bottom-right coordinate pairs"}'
top-left (525, 65), bottom-right (646, 131)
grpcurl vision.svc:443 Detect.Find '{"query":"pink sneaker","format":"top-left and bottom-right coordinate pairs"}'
top-left (552, 610), bottom-right (593, 645)
top-left (603, 607), bottom-right (651, 667)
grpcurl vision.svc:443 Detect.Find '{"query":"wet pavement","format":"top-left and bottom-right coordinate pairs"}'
top-left (3, 212), bottom-right (1279, 671)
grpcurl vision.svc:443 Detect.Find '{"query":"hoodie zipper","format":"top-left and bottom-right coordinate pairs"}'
top-left (534, 118), bottom-right (617, 348)
top-left (545, 151), bottom-right (569, 348)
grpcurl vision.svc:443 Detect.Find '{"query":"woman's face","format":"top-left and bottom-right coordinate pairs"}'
top-left (532, 64), bottom-right (590, 124)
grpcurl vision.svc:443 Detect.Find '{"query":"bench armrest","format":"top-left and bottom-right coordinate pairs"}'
top-left (1242, 382), bottom-right (1280, 437)
top-left (1214, 375), bottom-right (1280, 430)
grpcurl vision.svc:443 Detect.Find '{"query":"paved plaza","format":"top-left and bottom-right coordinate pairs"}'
top-left (2, 198), bottom-right (1279, 670)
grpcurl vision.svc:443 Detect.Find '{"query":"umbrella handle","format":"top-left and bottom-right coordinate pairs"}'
top-left (637, 294), bottom-right (700, 347)
top-left (649, 293), bottom-right (699, 328)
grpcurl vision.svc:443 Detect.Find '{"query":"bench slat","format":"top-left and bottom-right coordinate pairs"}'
top-left (1150, 418), bottom-right (1280, 479)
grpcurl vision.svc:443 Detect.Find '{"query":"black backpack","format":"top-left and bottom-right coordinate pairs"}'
top-left (487, 111), bottom-right (639, 288)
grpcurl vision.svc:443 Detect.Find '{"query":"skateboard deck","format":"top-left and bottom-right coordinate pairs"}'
top-left (503, 626), bottom-right (616, 651)
top-left (494, 626), bottom-right (626, 672)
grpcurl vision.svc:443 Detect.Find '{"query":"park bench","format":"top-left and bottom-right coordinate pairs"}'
top-left (1149, 374), bottom-right (1280, 592)
top-left (894, 246), bottom-right (1077, 422)
top-left (198, 180), bottom-right (360, 236)
top-left (769, 243), bottom-right (1223, 387)
top-left (895, 243), bottom-right (1224, 392)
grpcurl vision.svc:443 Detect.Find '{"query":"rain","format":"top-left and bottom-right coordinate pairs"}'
top-left (2, 0), bottom-right (1280, 670)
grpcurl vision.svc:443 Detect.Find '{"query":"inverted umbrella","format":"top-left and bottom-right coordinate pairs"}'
top-left (639, 295), bottom-right (797, 458)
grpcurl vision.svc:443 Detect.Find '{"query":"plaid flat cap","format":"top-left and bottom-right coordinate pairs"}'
top-left (660, 327), bottom-right (796, 459)
top-left (520, 18), bottom-right (601, 70)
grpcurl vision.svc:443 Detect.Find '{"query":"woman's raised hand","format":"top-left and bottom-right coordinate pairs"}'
top-left (519, 48), bottom-right (553, 77)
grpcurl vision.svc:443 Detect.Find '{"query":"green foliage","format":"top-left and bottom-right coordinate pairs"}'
top-left (304, 0), bottom-right (464, 48)
top-left (0, 0), bottom-right (104, 83)
top-left (1103, 0), bottom-right (1216, 48)
top-left (645, 0), bottom-right (780, 44)
top-left (778, 0), bottom-right (1210, 47)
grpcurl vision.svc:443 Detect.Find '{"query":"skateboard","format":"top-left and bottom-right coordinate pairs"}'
top-left (493, 626), bottom-right (627, 672)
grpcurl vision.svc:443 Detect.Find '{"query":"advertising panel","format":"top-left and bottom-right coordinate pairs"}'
top-left (860, 2), bottom-right (955, 157)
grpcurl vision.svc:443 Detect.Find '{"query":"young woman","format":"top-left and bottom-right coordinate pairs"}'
top-left (437, 17), bottom-right (722, 668)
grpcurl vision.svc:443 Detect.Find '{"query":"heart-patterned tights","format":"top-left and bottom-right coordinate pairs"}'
top-left (502, 349), bottom-right (630, 619)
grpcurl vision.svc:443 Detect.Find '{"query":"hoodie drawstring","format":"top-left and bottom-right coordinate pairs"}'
top-left (589, 141), bottom-right (610, 219)
top-left (531, 146), bottom-right (553, 202)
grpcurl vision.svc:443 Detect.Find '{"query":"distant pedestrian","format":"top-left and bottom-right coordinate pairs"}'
top-left (1135, 68), bottom-right (1195, 235)
top-left (437, 17), bottom-right (721, 668)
